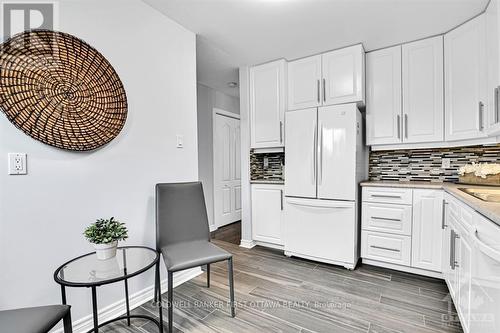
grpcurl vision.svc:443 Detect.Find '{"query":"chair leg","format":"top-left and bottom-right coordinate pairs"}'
top-left (63, 309), bottom-right (73, 333)
top-left (206, 264), bottom-right (210, 288)
top-left (228, 257), bottom-right (235, 317)
top-left (168, 271), bottom-right (173, 333)
top-left (154, 261), bottom-right (159, 303)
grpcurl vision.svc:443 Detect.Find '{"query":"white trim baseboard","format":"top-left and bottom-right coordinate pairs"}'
top-left (53, 267), bottom-right (203, 333)
top-left (239, 239), bottom-right (256, 249)
top-left (209, 224), bottom-right (218, 232)
top-left (362, 258), bottom-right (443, 279)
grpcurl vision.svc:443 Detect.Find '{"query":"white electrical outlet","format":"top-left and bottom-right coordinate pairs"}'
top-left (442, 158), bottom-right (451, 169)
top-left (8, 153), bottom-right (27, 175)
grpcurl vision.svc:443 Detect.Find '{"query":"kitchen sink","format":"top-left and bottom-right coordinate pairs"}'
top-left (459, 188), bottom-right (500, 203)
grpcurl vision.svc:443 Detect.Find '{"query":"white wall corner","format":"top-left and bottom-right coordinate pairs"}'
top-left (54, 268), bottom-right (203, 333)
top-left (239, 66), bottom-right (252, 242)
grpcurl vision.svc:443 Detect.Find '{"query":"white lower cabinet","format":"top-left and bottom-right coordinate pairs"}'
top-left (361, 186), bottom-right (443, 275)
top-left (411, 189), bottom-right (444, 272)
top-left (251, 184), bottom-right (284, 246)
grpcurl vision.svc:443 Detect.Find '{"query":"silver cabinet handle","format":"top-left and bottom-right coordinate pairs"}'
top-left (451, 230), bottom-right (460, 269)
top-left (280, 190), bottom-right (283, 210)
top-left (442, 200), bottom-right (448, 230)
top-left (279, 121), bottom-right (283, 143)
top-left (370, 245), bottom-right (401, 253)
top-left (371, 217), bottom-right (401, 222)
top-left (318, 125), bottom-right (323, 185)
top-left (450, 229), bottom-right (455, 269)
top-left (495, 87), bottom-right (500, 124)
top-left (397, 115), bottom-right (401, 139)
top-left (371, 194), bottom-right (402, 199)
top-left (479, 101), bottom-right (484, 131)
top-left (317, 80), bottom-right (320, 103)
top-left (404, 114), bottom-right (408, 139)
top-left (323, 78), bottom-right (326, 103)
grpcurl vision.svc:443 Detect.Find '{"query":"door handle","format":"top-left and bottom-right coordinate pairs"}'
top-left (318, 125), bottom-right (324, 185)
top-left (280, 190), bottom-right (283, 211)
top-left (323, 78), bottom-right (326, 103)
top-left (404, 114), bottom-right (408, 139)
top-left (442, 200), bottom-right (448, 230)
top-left (279, 121), bottom-right (283, 143)
top-left (397, 115), bottom-right (401, 139)
top-left (312, 122), bottom-right (317, 184)
top-left (317, 80), bottom-right (320, 103)
top-left (495, 87), bottom-right (499, 124)
top-left (479, 101), bottom-right (484, 131)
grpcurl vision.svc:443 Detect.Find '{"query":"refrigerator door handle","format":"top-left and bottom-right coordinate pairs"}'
top-left (318, 124), bottom-right (324, 185)
top-left (312, 122), bottom-right (317, 184)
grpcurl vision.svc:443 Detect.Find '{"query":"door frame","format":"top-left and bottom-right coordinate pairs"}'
top-left (212, 108), bottom-right (241, 230)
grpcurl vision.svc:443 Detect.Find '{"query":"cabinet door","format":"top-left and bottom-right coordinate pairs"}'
top-left (250, 60), bottom-right (285, 148)
top-left (251, 185), bottom-right (283, 245)
top-left (411, 190), bottom-right (444, 272)
top-left (445, 14), bottom-right (487, 141)
top-left (366, 46), bottom-right (402, 145)
top-left (322, 44), bottom-right (365, 106)
top-left (288, 55), bottom-right (322, 110)
top-left (402, 36), bottom-right (444, 143)
top-left (486, 0), bottom-right (500, 129)
top-left (458, 231), bottom-right (472, 332)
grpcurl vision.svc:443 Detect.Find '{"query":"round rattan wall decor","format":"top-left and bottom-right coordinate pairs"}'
top-left (0, 30), bottom-right (128, 151)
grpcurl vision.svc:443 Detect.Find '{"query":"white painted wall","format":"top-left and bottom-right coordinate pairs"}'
top-left (0, 0), bottom-right (197, 324)
top-left (197, 83), bottom-right (239, 228)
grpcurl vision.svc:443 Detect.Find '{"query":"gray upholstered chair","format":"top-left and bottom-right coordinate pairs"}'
top-left (0, 305), bottom-right (72, 333)
top-left (155, 182), bottom-right (235, 332)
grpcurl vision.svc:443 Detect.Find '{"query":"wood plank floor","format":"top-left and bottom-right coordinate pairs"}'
top-left (104, 240), bottom-right (463, 333)
top-left (210, 221), bottom-right (241, 245)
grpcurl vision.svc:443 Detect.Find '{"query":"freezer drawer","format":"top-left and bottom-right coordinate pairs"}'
top-left (361, 230), bottom-right (411, 266)
top-left (284, 197), bottom-right (357, 267)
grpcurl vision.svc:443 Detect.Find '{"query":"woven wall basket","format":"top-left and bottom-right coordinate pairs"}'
top-left (0, 30), bottom-right (128, 151)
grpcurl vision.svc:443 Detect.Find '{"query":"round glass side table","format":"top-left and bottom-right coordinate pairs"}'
top-left (54, 246), bottom-right (163, 333)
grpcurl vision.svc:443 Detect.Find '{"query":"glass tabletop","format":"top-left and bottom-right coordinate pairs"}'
top-left (54, 246), bottom-right (158, 286)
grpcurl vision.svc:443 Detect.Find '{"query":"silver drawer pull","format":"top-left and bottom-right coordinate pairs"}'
top-left (371, 194), bottom-right (402, 199)
top-left (372, 217), bottom-right (401, 222)
top-left (370, 245), bottom-right (401, 252)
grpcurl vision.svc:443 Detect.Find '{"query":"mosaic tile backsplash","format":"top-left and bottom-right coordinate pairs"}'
top-left (369, 145), bottom-right (500, 182)
top-left (250, 150), bottom-right (285, 181)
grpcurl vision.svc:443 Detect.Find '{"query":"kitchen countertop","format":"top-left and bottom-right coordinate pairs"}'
top-left (250, 180), bottom-right (285, 185)
top-left (361, 180), bottom-right (500, 226)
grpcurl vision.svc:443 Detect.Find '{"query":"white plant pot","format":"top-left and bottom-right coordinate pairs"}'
top-left (93, 241), bottom-right (118, 260)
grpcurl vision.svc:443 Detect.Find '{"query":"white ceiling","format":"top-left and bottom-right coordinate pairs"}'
top-left (143, 0), bottom-right (489, 97)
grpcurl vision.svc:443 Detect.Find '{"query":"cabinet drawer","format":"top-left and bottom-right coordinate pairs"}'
top-left (362, 187), bottom-right (412, 205)
top-left (362, 202), bottom-right (412, 235)
top-left (362, 231), bottom-right (411, 266)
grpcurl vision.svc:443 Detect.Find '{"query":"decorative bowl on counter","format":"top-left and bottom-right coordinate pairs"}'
top-left (458, 163), bottom-right (500, 186)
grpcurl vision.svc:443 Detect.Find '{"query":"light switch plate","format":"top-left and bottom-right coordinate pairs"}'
top-left (442, 158), bottom-right (451, 169)
top-left (8, 153), bottom-right (27, 175)
top-left (176, 135), bottom-right (184, 148)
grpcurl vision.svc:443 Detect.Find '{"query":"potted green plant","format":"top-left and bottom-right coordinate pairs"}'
top-left (84, 217), bottom-right (128, 260)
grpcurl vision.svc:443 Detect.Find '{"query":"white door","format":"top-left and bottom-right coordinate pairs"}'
top-left (284, 108), bottom-right (317, 198)
top-left (366, 46), bottom-right (402, 145)
top-left (288, 55), bottom-right (322, 110)
top-left (251, 184), bottom-right (283, 245)
top-left (317, 104), bottom-right (357, 201)
top-left (486, 0), bottom-right (500, 128)
top-left (322, 44), bottom-right (365, 106)
top-left (445, 14), bottom-right (488, 141)
top-left (250, 60), bottom-right (285, 148)
top-left (402, 36), bottom-right (444, 143)
top-left (284, 197), bottom-right (356, 267)
top-left (458, 232), bottom-right (472, 332)
top-left (214, 113), bottom-right (241, 228)
top-left (411, 189), bottom-right (443, 272)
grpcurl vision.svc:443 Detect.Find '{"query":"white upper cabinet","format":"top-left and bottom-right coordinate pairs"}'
top-left (411, 189), bottom-right (443, 272)
top-left (287, 55), bottom-right (322, 110)
top-left (322, 44), bottom-right (365, 106)
top-left (445, 14), bottom-right (488, 141)
top-left (486, 0), bottom-right (500, 134)
top-left (288, 45), bottom-right (365, 110)
top-left (402, 36), bottom-right (444, 143)
top-left (366, 45), bottom-right (402, 145)
top-left (250, 59), bottom-right (286, 148)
